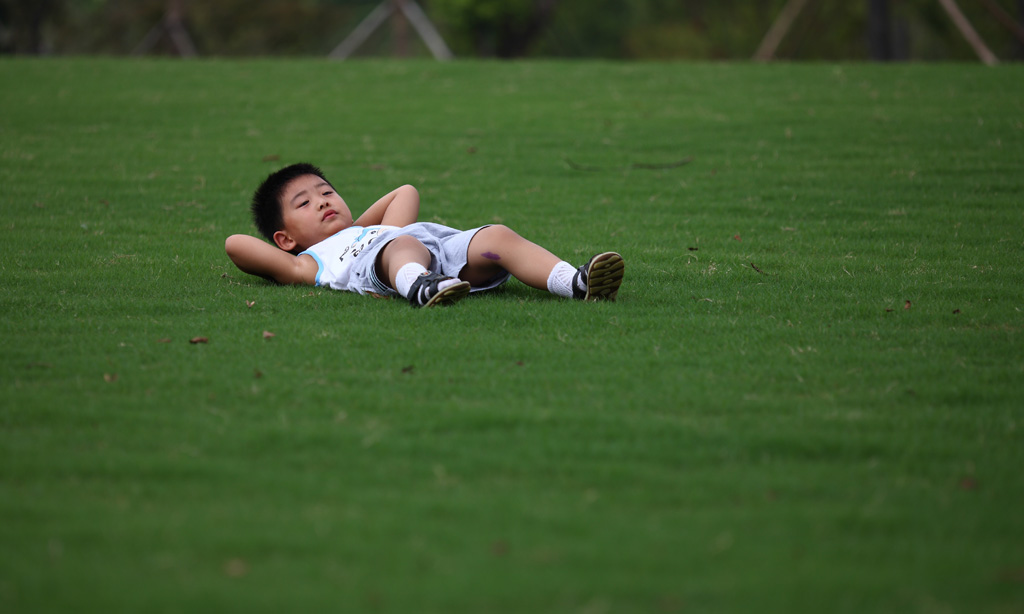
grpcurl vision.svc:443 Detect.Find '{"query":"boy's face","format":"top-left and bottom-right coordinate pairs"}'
top-left (273, 174), bottom-right (354, 252)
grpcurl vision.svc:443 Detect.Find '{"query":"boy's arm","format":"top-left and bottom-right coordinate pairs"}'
top-left (224, 234), bottom-right (317, 285)
top-left (353, 184), bottom-right (419, 227)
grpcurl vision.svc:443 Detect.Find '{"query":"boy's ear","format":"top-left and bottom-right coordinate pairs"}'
top-left (273, 230), bottom-right (296, 252)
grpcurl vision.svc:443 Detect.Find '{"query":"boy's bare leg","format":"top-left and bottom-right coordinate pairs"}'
top-left (461, 225), bottom-right (561, 290)
top-left (376, 234), bottom-right (432, 290)
top-left (463, 225), bottom-right (624, 300)
top-left (377, 235), bottom-right (470, 307)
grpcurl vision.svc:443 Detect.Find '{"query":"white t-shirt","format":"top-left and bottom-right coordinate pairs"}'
top-left (299, 225), bottom-right (397, 292)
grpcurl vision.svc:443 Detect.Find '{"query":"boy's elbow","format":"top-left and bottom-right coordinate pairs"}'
top-left (225, 234), bottom-right (249, 261)
top-left (400, 185), bottom-right (420, 207)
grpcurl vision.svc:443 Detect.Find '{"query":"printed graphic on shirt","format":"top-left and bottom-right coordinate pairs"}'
top-left (337, 226), bottom-right (384, 266)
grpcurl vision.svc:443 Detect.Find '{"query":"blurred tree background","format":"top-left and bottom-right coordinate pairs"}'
top-left (1, 0), bottom-right (1022, 60)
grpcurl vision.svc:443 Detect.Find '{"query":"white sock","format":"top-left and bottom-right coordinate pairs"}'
top-left (546, 261), bottom-right (578, 298)
top-left (395, 263), bottom-right (463, 302)
top-left (394, 262), bottom-right (429, 298)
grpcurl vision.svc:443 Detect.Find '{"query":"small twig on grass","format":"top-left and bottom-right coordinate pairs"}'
top-left (750, 262), bottom-right (767, 275)
top-left (565, 156), bottom-right (693, 172)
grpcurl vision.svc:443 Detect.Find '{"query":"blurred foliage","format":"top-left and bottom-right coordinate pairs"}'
top-left (431, 0), bottom-right (556, 56)
top-left (531, 0), bottom-right (1024, 60)
top-left (1, 0), bottom-right (1021, 60)
top-left (1, 0), bottom-right (364, 56)
top-left (0, 0), bottom-right (67, 53)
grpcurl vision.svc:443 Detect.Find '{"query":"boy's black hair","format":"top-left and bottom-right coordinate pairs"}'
top-left (251, 163), bottom-right (332, 242)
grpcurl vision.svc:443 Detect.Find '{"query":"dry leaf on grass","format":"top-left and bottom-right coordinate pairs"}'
top-left (959, 477), bottom-right (979, 491)
top-left (224, 558), bottom-right (249, 578)
top-left (189, 337), bottom-right (209, 344)
top-left (490, 540), bottom-right (509, 557)
top-left (997, 567), bottom-right (1024, 583)
top-left (262, 330), bottom-right (275, 339)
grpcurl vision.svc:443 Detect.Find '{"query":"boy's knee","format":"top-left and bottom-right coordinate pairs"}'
top-left (388, 234), bottom-right (425, 250)
top-left (381, 235), bottom-right (431, 265)
top-left (484, 224), bottom-right (518, 240)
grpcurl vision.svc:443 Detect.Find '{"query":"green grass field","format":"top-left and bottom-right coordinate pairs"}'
top-left (1, 58), bottom-right (1023, 612)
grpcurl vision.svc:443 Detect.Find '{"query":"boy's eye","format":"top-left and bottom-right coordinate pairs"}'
top-left (298, 201), bottom-right (309, 207)
top-left (323, 191), bottom-right (334, 196)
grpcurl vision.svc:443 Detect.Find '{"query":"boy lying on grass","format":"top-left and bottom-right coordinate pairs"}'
top-left (225, 163), bottom-right (625, 307)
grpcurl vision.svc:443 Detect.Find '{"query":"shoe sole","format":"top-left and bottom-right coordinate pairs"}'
top-left (584, 252), bottom-right (625, 301)
top-left (423, 280), bottom-right (471, 307)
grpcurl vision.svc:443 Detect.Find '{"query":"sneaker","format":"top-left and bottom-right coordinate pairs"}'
top-left (407, 272), bottom-right (471, 308)
top-left (572, 252), bottom-right (625, 301)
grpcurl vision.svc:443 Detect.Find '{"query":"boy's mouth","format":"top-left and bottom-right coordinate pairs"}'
top-left (322, 210), bottom-right (337, 221)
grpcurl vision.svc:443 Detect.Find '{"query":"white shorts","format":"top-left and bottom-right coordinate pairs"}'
top-left (352, 223), bottom-right (511, 296)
